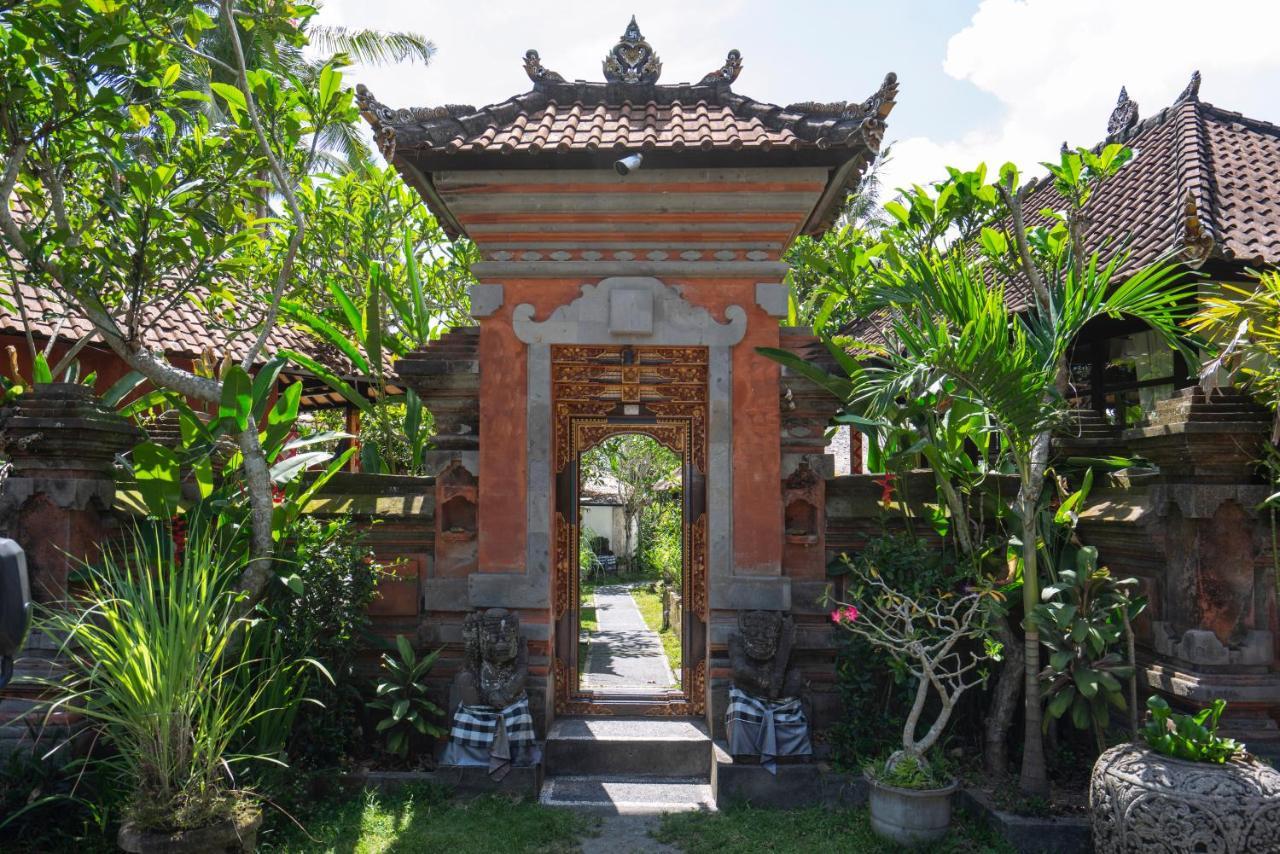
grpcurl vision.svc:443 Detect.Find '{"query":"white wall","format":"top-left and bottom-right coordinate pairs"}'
top-left (580, 504), bottom-right (637, 558)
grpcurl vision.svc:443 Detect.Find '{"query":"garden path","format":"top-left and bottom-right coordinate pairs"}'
top-left (581, 584), bottom-right (676, 691)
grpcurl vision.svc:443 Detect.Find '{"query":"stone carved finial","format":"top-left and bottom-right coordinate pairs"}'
top-left (858, 71), bottom-right (898, 119)
top-left (699, 49), bottom-right (743, 86)
top-left (523, 49), bottom-right (564, 84)
top-left (1107, 85), bottom-right (1140, 140)
top-left (1176, 69), bottom-right (1202, 104)
top-left (603, 16), bottom-right (662, 84)
top-left (729, 610), bottom-right (802, 701)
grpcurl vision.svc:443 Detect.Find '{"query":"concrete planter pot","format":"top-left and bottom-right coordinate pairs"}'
top-left (117, 809), bottom-right (262, 853)
top-left (866, 771), bottom-right (959, 846)
top-left (1090, 742), bottom-right (1280, 853)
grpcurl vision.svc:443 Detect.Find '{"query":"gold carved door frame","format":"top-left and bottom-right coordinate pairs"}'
top-left (550, 344), bottom-right (708, 716)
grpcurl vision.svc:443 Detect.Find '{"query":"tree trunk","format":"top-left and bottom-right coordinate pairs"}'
top-left (1017, 461), bottom-right (1051, 797)
top-left (235, 425), bottom-right (275, 603)
top-left (984, 612), bottom-right (1025, 777)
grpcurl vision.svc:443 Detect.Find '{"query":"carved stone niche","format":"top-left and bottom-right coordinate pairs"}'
top-left (435, 459), bottom-right (478, 578)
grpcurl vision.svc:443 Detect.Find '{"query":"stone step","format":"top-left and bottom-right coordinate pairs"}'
top-left (539, 775), bottom-right (715, 815)
top-left (545, 717), bottom-right (712, 778)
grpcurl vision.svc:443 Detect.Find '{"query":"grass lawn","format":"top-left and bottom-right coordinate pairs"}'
top-left (655, 804), bottom-right (1014, 854)
top-left (579, 587), bottom-right (596, 669)
top-left (630, 584), bottom-right (682, 683)
top-left (258, 785), bottom-right (591, 853)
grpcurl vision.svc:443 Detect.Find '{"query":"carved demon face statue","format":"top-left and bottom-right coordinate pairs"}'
top-left (480, 608), bottom-right (519, 664)
top-left (740, 610), bottom-right (782, 661)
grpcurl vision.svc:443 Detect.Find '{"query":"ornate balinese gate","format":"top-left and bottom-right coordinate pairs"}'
top-left (550, 344), bottom-right (708, 715)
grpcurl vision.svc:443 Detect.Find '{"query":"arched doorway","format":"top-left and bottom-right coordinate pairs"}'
top-left (550, 345), bottom-right (708, 716)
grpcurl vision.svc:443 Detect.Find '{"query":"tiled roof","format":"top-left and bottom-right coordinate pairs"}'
top-left (842, 76), bottom-right (1280, 339)
top-left (359, 83), bottom-right (896, 161)
top-left (1, 279), bottom-right (319, 366)
top-left (357, 19), bottom-right (896, 240)
top-left (1017, 81), bottom-right (1280, 286)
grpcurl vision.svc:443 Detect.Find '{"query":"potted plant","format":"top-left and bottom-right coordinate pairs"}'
top-left (39, 528), bottom-right (314, 852)
top-left (1091, 696), bottom-right (1280, 853)
top-left (830, 562), bottom-right (996, 845)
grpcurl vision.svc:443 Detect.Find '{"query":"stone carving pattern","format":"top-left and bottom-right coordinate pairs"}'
top-left (1090, 742), bottom-right (1280, 853)
top-left (603, 17), bottom-right (662, 84)
top-left (1107, 86), bottom-right (1140, 139)
top-left (689, 514), bottom-right (708, 619)
top-left (523, 49), bottom-right (564, 84)
top-left (729, 610), bottom-right (802, 700)
top-left (554, 512), bottom-right (572, 620)
top-left (699, 49), bottom-right (742, 86)
top-left (455, 608), bottom-right (528, 709)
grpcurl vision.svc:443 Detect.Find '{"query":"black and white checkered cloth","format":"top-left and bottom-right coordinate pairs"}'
top-left (726, 686), bottom-right (812, 774)
top-left (449, 697), bottom-right (536, 748)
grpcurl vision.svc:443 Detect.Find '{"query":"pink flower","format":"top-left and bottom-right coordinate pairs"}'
top-left (831, 605), bottom-right (860, 624)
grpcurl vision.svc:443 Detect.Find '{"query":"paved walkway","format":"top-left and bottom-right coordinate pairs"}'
top-left (581, 584), bottom-right (675, 691)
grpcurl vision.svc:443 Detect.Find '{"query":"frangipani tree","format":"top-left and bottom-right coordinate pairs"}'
top-left (765, 145), bottom-right (1196, 795)
top-left (831, 562), bottom-right (996, 773)
top-left (0, 2), bottom-right (354, 596)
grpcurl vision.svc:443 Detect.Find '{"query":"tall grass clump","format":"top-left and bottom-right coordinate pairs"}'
top-left (39, 525), bottom-right (306, 832)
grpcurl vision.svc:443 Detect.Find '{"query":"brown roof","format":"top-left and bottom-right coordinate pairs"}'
top-left (1020, 76), bottom-right (1280, 283)
top-left (841, 74), bottom-right (1280, 340)
top-left (1, 278), bottom-right (319, 366)
top-left (357, 18), bottom-right (895, 238)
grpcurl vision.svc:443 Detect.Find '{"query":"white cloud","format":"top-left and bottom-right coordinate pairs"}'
top-left (879, 0), bottom-right (1280, 195)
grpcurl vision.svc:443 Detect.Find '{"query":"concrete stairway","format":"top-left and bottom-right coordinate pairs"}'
top-left (540, 717), bottom-right (715, 814)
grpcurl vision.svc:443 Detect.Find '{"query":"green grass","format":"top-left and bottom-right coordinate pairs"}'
top-left (258, 785), bottom-right (591, 853)
top-left (631, 585), bottom-right (682, 683)
top-left (654, 804), bottom-right (1013, 854)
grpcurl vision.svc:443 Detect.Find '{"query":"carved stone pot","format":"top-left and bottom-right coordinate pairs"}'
top-left (1090, 742), bottom-right (1280, 853)
top-left (117, 809), bottom-right (262, 853)
top-left (866, 771), bottom-right (958, 846)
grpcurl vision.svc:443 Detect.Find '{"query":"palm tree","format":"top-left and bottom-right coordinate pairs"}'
top-left (172, 4), bottom-right (434, 171)
top-left (764, 150), bottom-right (1195, 795)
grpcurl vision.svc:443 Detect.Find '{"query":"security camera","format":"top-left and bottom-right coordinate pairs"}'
top-left (614, 153), bottom-right (643, 176)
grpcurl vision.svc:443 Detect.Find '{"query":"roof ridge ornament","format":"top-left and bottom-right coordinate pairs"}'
top-left (1175, 70), bottom-right (1202, 105)
top-left (699, 49), bottom-right (743, 86)
top-left (1107, 85), bottom-right (1140, 141)
top-left (603, 16), bottom-right (662, 84)
top-left (523, 49), bottom-right (564, 84)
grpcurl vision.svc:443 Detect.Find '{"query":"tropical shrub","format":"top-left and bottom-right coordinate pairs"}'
top-left (263, 516), bottom-right (383, 768)
top-left (38, 527), bottom-right (319, 832)
top-left (637, 496), bottom-right (682, 584)
top-left (831, 553), bottom-right (997, 787)
top-left (829, 535), bottom-right (959, 763)
top-left (1140, 696), bottom-right (1242, 763)
top-left (370, 636), bottom-right (446, 761)
top-left (1034, 547), bottom-right (1141, 751)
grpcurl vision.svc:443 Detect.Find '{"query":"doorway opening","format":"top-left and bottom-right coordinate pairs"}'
top-left (576, 433), bottom-right (684, 695)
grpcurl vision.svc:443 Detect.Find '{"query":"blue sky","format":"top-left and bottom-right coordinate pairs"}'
top-left (320, 1), bottom-right (1280, 194)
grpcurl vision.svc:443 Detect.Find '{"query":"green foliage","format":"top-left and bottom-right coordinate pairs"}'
top-left (36, 526), bottom-right (319, 832)
top-left (260, 516), bottom-right (383, 769)
top-left (1141, 696), bottom-right (1242, 763)
top-left (0, 743), bottom-right (113, 848)
top-left (830, 535), bottom-right (960, 763)
top-left (1034, 547), bottom-right (1141, 737)
top-left (866, 751), bottom-right (952, 791)
top-left (256, 785), bottom-right (590, 853)
top-left (370, 636), bottom-right (446, 760)
top-left (654, 802), bottom-right (1015, 854)
top-left (580, 434), bottom-right (681, 570)
top-left (636, 495), bottom-right (682, 584)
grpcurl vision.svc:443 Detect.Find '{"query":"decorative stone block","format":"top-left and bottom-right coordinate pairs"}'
top-left (608, 287), bottom-right (654, 335)
top-left (1090, 742), bottom-right (1280, 853)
